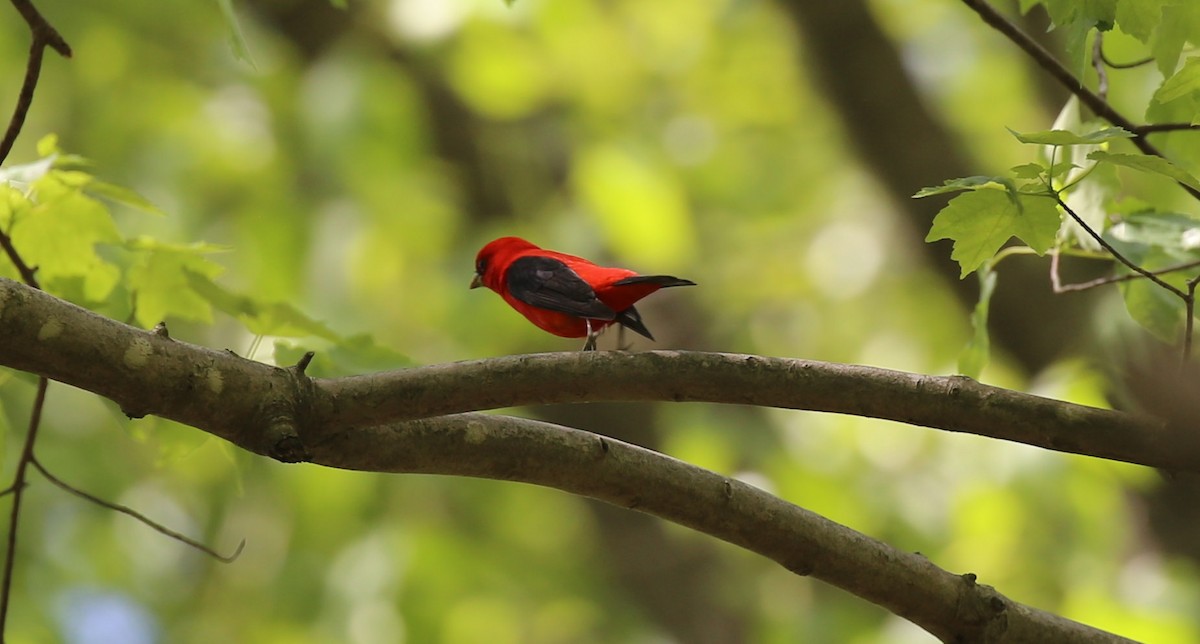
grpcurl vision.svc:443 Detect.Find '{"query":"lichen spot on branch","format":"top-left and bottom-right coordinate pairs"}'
top-left (205, 366), bottom-right (224, 395)
top-left (38, 316), bottom-right (64, 340)
top-left (123, 337), bottom-right (153, 369)
top-left (464, 419), bottom-right (487, 444)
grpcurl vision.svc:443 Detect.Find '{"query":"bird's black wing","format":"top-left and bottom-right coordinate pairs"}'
top-left (506, 256), bottom-right (616, 320)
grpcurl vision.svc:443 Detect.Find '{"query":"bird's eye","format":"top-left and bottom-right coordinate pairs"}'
top-left (476, 258), bottom-right (487, 274)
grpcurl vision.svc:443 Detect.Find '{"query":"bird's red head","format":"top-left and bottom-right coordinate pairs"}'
top-left (470, 236), bottom-right (540, 291)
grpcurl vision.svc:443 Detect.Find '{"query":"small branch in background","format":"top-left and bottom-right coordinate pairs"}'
top-left (31, 459), bottom-right (244, 563)
top-left (1053, 257), bottom-right (1200, 293)
top-left (9, 0), bottom-right (70, 56)
top-left (1092, 33), bottom-right (1109, 100)
top-left (1097, 47), bottom-right (1154, 70)
top-left (1132, 123), bottom-right (1200, 136)
top-left (0, 376), bottom-right (47, 634)
top-left (0, 234), bottom-right (38, 289)
top-left (1186, 276), bottom-right (1200, 362)
top-left (0, 38), bottom-right (44, 165)
top-left (0, 0), bottom-right (71, 165)
top-left (1053, 195), bottom-right (1189, 300)
top-left (1052, 196), bottom-right (1198, 361)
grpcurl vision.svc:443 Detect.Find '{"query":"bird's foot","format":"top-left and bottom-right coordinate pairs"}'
top-left (582, 320), bottom-right (598, 351)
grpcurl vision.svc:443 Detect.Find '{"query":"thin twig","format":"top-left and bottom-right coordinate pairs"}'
top-left (0, 2), bottom-right (71, 635)
top-left (0, 233), bottom-right (38, 288)
top-left (9, 0), bottom-right (70, 57)
top-left (0, 1), bottom-right (70, 166)
top-left (1053, 194), bottom-right (1189, 299)
top-left (0, 376), bottom-right (47, 633)
top-left (1186, 275), bottom-right (1200, 362)
top-left (959, 0), bottom-right (1200, 202)
top-left (1132, 123), bottom-right (1200, 135)
top-left (0, 38), bottom-right (44, 165)
top-left (1097, 47), bottom-right (1154, 70)
top-left (0, 0), bottom-right (71, 290)
top-left (1092, 33), bottom-right (1108, 100)
top-left (30, 458), bottom-right (244, 563)
top-left (1050, 248), bottom-right (1064, 292)
top-left (1054, 258), bottom-right (1200, 293)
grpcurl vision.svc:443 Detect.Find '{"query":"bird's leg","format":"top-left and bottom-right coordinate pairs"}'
top-left (582, 319), bottom-right (598, 351)
top-left (617, 325), bottom-right (632, 351)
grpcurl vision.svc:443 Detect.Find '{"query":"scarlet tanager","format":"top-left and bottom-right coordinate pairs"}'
top-left (470, 236), bottom-right (695, 350)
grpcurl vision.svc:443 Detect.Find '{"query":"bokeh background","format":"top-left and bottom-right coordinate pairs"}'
top-left (1, 0), bottom-right (1198, 642)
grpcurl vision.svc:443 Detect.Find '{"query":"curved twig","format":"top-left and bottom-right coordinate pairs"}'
top-left (31, 458), bottom-right (243, 563)
top-left (0, 376), bottom-right (46, 634)
top-left (1054, 257), bottom-right (1200, 293)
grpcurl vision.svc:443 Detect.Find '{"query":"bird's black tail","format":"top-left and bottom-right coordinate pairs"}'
top-left (611, 275), bottom-right (695, 341)
top-left (612, 275), bottom-right (696, 289)
top-left (615, 306), bottom-right (655, 340)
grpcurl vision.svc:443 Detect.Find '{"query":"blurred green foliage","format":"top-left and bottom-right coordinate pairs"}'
top-left (1, 0), bottom-right (1199, 642)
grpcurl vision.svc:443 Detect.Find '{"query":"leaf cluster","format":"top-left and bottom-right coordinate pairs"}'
top-left (918, 1), bottom-right (1200, 371)
top-left (1, 136), bottom-right (399, 369)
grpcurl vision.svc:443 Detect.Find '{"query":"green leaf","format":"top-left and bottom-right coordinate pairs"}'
top-left (1106, 211), bottom-right (1200, 254)
top-left (50, 169), bottom-right (165, 216)
top-left (0, 184), bottom-right (30, 230)
top-left (1048, 162), bottom-right (1080, 179)
top-left (83, 180), bottom-right (166, 216)
top-left (1061, 17), bottom-right (1095, 84)
top-left (1116, 0), bottom-right (1170, 43)
top-left (1040, 0), bottom-right (1077, 25)
top-left (11, 172), bottom-right (123, 301)
top-left (1154, 56), bottom-right (1200, 104)
top-left (1088, 151), bottom-right (1200, 190)
top-left (1119, 251), bottom-right (1189, 343)
top-left (214, 0), bottom-right (256, 67)
top-left (1010, 163), bottom-right (1045, 179)
top-left (186, 272), bottom-right (339, 340)
top-left (958, 266), bottom-right (997, 379)
top-left (912, 176), bottom-right (1016, 199)
top-left (126, 237), bottom-right (226, 327)
top-left (36, 133), bottom-right (59, 157)
top-left (926, 190), bottom-right (1061, 277)
top-left (1152, 2), bottom-right (1200, 77)
top-left (1007, 127), bottom-right (1136, 145)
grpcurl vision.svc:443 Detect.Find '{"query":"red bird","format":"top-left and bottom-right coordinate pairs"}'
top-left (470, 236), bottom-right (695, 350)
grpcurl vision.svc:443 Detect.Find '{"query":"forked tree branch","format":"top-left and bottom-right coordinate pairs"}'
top-left (0, 280), bottom-right (1147, 641)
top-left (0, 277), bottom-right (1185, 470)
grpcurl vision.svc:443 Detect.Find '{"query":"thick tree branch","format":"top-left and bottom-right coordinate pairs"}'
top-left (0, 277), bottom-right (1187, 471)
top-left (0, 279), bottom-right (1154, 640)
top-left (308, 412), bottom-right (1132, 643)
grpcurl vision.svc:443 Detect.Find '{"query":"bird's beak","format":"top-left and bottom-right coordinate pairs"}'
top-left (469, 273), bottom-right (483, 289)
